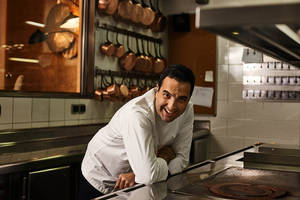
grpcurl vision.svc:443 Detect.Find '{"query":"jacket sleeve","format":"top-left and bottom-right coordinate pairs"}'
top-left (168, 104), bottom-right (194, 174)
top-left (122, 111), bottom-right (169, 184)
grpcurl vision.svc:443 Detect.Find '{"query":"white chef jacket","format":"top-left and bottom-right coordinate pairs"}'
top-left (81, 88), bottom-right (194, 194)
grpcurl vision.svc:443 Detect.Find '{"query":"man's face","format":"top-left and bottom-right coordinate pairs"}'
top-left (155, 77), bottom-right (191, 122)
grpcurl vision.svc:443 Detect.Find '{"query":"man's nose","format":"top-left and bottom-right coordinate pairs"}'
top-left (167, 98), bottom-right (177, 111)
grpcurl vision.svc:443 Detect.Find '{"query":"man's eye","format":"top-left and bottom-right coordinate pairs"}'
top-left (163, 93), bottom-right (170, 98)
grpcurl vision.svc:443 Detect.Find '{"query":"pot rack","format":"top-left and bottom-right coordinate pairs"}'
top-left (96, 22), bottom-right (162, 44)
top-left (95, 68), bottom-right (160, 80)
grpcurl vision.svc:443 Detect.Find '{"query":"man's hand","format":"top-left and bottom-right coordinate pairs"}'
top-left (157, 145), bottom-right (176, 163)
top-left (114, 172), bottom-right (135, 190)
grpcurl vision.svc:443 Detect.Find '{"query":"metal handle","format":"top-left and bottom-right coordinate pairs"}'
top-left (21, 176), bottom-right (27, 200)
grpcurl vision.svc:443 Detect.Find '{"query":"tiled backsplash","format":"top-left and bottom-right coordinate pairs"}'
top-left (195, 37), bottom-right (300, 159)
top-left (0, 97), bottom-right (123, 130)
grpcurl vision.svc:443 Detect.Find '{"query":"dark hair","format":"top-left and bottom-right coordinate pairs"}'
top-left (158, 64), bottom-right (195, 97)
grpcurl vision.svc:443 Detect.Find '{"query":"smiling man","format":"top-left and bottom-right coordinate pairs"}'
top-left (80, 64), bottom-right (195, 200)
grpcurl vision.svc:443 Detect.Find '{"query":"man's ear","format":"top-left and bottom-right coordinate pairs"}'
top-left (155, 84), bottom-right (159, 91)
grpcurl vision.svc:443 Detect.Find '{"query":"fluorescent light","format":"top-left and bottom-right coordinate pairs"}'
top-left (25, 21), bottom-right (45, 28)
top-left (275, 24), bottom-right (300, 45)
top-left (232, 31), bottom-right (239, 35)
top-left (9, 57), bottom-right (39, 63)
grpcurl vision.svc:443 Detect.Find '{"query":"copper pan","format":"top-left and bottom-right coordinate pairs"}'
top-left (113, 32), bottom-right (125, 58)
top-left (105, 0), bottom-right (119, 15)
top-left (119, 75), bottom-right (129, 99)
top-left (98, 0), bottom-right (111, 12)
top-left (119, 35), bottom-right (136, 71)
top-left (94, 88), bottom-right (104, 101)
top-left (133, 38), bottom-right (148, 72)
top-left (100, 29), bottom-right (115, 56)
top-left (152, 42), bottom-right (165, 74)
top-left (116, 0), bottom-right (134, 21)
top-left (140, 0), bottom-right (155, 26)
top-left (131, 0), bottom-right (144, 24)
top-left (150, 0), bottom-right (167, 32)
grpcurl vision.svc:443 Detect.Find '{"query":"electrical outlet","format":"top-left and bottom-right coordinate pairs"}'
top-left (79, 104), bottom-right (86, 114)
top-left (71, 104), bottom-right (79, 114)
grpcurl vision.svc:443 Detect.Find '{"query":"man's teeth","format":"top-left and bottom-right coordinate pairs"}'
top-left (164, 108), bottom-right (174, 114)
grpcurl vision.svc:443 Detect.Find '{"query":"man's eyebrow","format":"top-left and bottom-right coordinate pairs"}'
top-left (163, 90), bottom-right (188, 99)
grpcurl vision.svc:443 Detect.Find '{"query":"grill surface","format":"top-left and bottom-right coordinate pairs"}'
top-left (176, 167), bottom-right (300, 199)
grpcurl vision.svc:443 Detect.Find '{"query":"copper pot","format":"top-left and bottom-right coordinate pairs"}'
top-left (98, 0), bottom-right (119, 15)
top-left (150, 0), bottom-right (167, 32)
top-left (100, 29), bottom-right (115, 56)
top-left (113, 32), bottom-right (125, 58)
top-left (116, 0), bottom-right (134, 21)
top-left (133, 38), bottom-right (148, 72)
top-left (105, 0), bottom-right (119, 15)
top-left (94, 88), bottom-right (104, 101)
top-left (119, 35), bottom-right (136, 71)
top-left (129, 85), bottom-right (140, 98)
top-left (140, 0), bottom-right (155, 26)
top-left (98, 0), bottom-right (110, 12)
top-left (131, 0), bottom-right (144, 24)
top-left (152, 42), bottom-right (165, 74)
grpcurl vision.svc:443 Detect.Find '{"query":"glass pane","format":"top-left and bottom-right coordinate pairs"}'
top-left (0, 0), bottom-right (81, 93)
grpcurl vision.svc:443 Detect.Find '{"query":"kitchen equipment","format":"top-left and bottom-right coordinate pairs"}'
top-left (117, 0), bottom-right (134, 21)
top-left (100, 29), bottom-right (115, 56)
top-left (98, 0), bottom-right (118, 15)
top-left (150, 0), bottom-right (166, 32)
top-left (113, 32), bottom-right (125, 58)
top-left (175, 166), bottom-right (300, 199)
top-left (195, 1), bottom-right (300, 68)
top-left (152, 42), bottom-right (166, 74)
top-left (244, 143), bottom-right (300, 172)
top-left (119, 35), bottom-right (136, 71)
top-left (134, 38), bottom-right (148, 72)
top-left (131, 0), bottom-right (144, 24)
top-left (140, 0), bottom-right (155, 27)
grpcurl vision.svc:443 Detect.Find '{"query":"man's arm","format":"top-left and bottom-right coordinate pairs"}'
top-left (168, 105), bottom-right (194, 174)
top-left (122, 111), bottom-right (169, 185)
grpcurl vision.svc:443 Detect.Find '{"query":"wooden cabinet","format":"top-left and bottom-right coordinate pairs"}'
top-left (168, 14), bottom-right (217, 115)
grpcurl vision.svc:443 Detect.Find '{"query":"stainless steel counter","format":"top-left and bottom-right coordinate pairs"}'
top-left (94, 145), bottom-right (253, 200)
top-left (95, 144), bottom-right (300, 200)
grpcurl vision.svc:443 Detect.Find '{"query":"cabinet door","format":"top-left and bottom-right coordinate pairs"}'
top-left (27, 166), bottom-right (72, 200)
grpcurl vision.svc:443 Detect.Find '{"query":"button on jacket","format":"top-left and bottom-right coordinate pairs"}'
top-left (81, 88), bottom-right (194, 194)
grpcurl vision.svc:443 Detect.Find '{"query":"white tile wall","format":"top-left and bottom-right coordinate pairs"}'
top-left (32, 98), bottom-right (49, 122)
top-left (0, 95), bottom-right (121, 131)
top-left (195, 36), bottom-right (300, 159)
top-left (0, 97), bottom-right (13, 124)
top-left (13, 98), bottom-right (32, 123)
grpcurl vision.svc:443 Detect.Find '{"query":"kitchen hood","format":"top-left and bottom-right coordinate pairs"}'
top-left (195, 1), bottom-right (300, 67)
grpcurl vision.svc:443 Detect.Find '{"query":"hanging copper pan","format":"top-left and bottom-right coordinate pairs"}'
top-left (140, 39), bottom-right (152, 73)
top-left (131, 0), bottom-right (144, 24)
top-left (105, 0), bottom-right (119, 15)
top-left (100, 29), bottom-right (115, 56)
top-left (98, 0), bottom-right (111, 12)
top-left (113, 32), bottom-right (125, 58)
top-left (119, 34), bottom-right (136, 71)
top-left (152, 42), bottom-right (165, 74)
top-left (150, 0), bottom-right (167, 32)
top-left (116, 0), bottom-right (134, 21)
top-left (133, 38), bottom-right (148, 72)
top-left (140, 0), bottom-right (155, 26)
